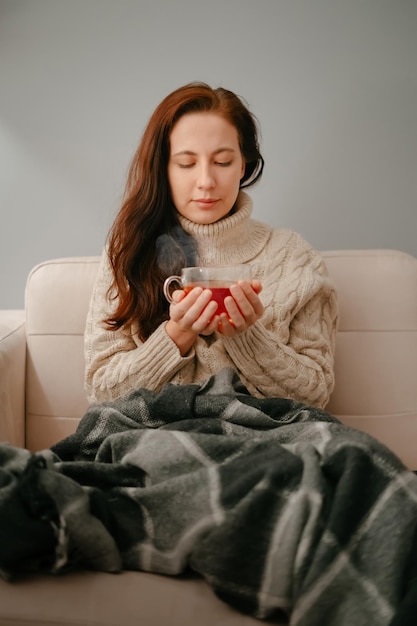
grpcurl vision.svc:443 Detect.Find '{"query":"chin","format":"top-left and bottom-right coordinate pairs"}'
top-left (198, 214), bottom-right (225, 225)
top-left (185, 211), bottom-right (218, 225)
top-left (197, 208), bottom-right (234, 225)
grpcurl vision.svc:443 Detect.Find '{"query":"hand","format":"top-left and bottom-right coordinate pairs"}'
top-left (217, 280), bottom-right (263, 337)
top-left (165, 287), bottom-right (219, 354)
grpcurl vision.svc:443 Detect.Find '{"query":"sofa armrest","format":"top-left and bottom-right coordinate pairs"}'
top-left (0, 310), bottom-right (26, 447)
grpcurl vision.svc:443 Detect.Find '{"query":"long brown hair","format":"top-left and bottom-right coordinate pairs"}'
top-left (105, 82), bottom-right (264, 340)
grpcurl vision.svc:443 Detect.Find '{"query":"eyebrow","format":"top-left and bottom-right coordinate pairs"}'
top-left (171, 147), bottom-right (236, 158)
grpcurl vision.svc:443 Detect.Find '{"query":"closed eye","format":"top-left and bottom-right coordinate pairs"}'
top-left (215, 161), bottom-right (232, 167)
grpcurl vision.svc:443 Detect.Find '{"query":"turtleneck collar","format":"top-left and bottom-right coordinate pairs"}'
top-left (177, 191), bottom-right (272, 266)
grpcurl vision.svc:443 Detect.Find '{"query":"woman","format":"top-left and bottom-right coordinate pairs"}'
top-left (85, 82), bottom-right (338, 407)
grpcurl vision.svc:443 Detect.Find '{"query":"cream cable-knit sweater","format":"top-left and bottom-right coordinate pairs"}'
top-left (84, 192), bottom-right (338, 408)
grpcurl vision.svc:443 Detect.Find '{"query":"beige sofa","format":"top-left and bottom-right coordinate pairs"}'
top-left (0, 249), bottom-right (417, 626)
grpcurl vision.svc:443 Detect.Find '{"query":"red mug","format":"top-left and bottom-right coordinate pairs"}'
top-left (163, 265), bottom-right (253, 319)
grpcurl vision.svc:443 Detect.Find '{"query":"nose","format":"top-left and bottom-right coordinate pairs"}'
top-left (196, 164), bottom-right (215, 190)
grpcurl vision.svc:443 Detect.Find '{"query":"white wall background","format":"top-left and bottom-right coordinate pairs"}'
top-left (1, 0), bottom-right (416, 308)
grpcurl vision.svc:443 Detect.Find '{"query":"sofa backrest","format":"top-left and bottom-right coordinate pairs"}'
top-left (24, 250), bottom-right (417, 468)
top-left (25, 257), bottom-right (100, 451)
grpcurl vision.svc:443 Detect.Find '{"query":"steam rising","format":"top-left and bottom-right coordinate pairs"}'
top-left (155, 226), bottom-right (197, 275)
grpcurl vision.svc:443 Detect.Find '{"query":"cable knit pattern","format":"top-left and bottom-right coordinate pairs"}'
top-left (84, 192), bottom-right (339, 407)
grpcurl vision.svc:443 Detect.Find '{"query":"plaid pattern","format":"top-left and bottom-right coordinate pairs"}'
top-left (1, 368), bottom-right (417, 625)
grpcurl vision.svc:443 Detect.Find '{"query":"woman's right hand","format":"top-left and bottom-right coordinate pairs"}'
top-left (165, 287), bottom-right (219, 355)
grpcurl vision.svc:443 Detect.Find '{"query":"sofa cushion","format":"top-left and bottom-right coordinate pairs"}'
top-left (0, 570), bottom-right (271, 626)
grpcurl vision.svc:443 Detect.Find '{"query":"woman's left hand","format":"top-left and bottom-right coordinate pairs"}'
top-left (216, 280), bottom-right (264, 336)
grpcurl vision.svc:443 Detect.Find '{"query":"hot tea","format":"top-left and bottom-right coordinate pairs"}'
top-left (184, 282), bottom-right (235, 319)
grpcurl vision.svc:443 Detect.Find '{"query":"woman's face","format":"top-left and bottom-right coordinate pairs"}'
top-left (168, 112), bottom-right (245, 224)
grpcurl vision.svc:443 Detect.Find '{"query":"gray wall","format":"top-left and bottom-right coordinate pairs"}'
top-left (1, 0), bottom-right (416, 308)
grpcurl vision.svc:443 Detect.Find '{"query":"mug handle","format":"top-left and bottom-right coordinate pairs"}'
top-left (163, 275), bottom-right (183, 303)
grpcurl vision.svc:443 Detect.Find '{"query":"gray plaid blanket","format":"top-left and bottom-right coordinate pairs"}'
top-left (1, 368), bottom-right (417, 626)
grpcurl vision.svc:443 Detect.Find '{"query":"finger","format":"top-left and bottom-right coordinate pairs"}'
top-left (231, 283), bottom-right (264, 317)
top-left (171, 289), bottom-right (186, 303)
top-left (251, 279), bottom-right (263, 295)
top-left (184, 291), bottom-right (217, 328)
top-left (236, 281), bottom-right (262, 304)
top-left (170, 287), bottom-right (204, 323)
top-left (228, 285), bottom-right (254, 321)
top-left (172, 289), bottom-right (218, 331)
top-left (223, 296), bottom-right (246, 331)
top-left (191, 300), bottom-right (218, 332)
top-left (199, 314), bottom-right (220, 336)
top-left (216, 312), bottom-right (237, 336)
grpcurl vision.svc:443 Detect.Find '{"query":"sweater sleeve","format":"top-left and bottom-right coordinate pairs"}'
top-left (84, 250), bottom-right (194, 403)
top-left (219, 234), bottom-right (339, 408)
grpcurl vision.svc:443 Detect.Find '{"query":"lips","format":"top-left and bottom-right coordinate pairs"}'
top-left (193, 198), bottom-right (218, 207)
